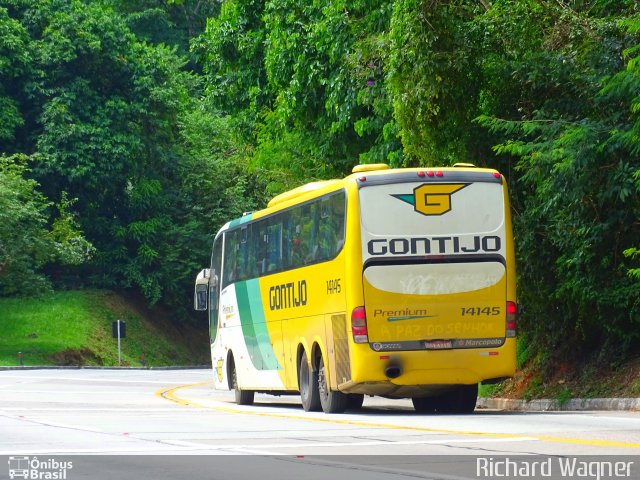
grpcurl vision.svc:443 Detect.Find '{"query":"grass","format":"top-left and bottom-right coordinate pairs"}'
top-left (478, 383), bottom-right (500, 398)
top-left (489, 340), bottom-right (640, 400)
top-left (0, 290), bottom-right (208, 367)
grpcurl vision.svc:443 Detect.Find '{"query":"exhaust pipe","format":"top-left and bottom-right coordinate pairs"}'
top-left (384, 357), bottom-right (403, 379)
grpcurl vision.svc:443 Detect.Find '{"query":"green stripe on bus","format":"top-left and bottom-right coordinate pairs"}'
top-left (235, 280), bottom-right (282, 371)
top-left (246, 279), bottom-right (282, 371)
top-left (235, 282), bottom-right (259, 369)
top-left (229, 214), bottom-right (252, 229)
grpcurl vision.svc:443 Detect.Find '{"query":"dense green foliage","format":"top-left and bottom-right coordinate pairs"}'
top-left (1, 0), bottom-right (638, 364)
top-left (386, 0), bottom-right (640, 359)
top-left (0, 0), bottom-right (263, 316)
top-left (0, 154), bottom-right (93, 295)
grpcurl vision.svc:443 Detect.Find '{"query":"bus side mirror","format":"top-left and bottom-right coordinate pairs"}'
top-left (194, 269), bottom-right (210, 311)
top-left (194, 284), bottom-right (207, 311)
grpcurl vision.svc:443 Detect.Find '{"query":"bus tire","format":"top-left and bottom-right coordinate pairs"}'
top-left (412, 396), bottom-right (438, 413)
top-left (231, 361), bottom-right (254, 406)
top-left (318, 355), bottom-right (347, 414)
top-left (346, 394), bottom-right (364, 410)
top-left (444, 384), bottom-right (478, 414)
top-left (299, 351), bottom-right (321, 411)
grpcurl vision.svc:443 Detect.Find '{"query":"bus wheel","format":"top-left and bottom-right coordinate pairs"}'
top-left (299, 351), bottom-right (321, 411)
top-left (318, 355), bottom-right (347, 414)
top-left (346, 394), bottom-right (364, 410)
top-left (412, 396), bottom-right (438, 413)
top-left (443, 384), bottom-right (478, 414)
top-left (231, 361), bottom-right (254, 406)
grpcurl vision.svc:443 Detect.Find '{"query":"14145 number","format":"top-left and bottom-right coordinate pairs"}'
top-left (461, 306), bottom-right (501, 316)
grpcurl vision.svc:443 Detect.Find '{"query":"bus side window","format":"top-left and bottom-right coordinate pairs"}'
top-left (289, 209), bottom-right (305, 269)
top-left (317, 198), bottom-right (333, 261)
top-left (236, 227), bottom-right (247, 281)
top-left (303, 202), bottom-right (321, 264)
top-left (266, 221), bottom-right (282, 273)
top-left (251, 219), bottom-right (267, 276)
top-left (331, 191), bottom-right (346, 255)
top-left (223, 230), bottom-right (239, 287)
top-left (281, 211), bottom-right (294, 270)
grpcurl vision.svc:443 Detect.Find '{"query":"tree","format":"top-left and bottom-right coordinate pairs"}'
top-left (195, 0), bottom-right (402, 196)
top-left (0, 154), bottom-right (93, 296)
top-left (2, 0), bottom-right (197, 304)
top-left (162, 106), bottom-right (267, 315)
top-left (0, 6), bottom-right (29, 148)
top-left (384, 0), bottom-right (639, 358)
top-left (387, 0), bottom-right (488, 166)
top-left (104, 0), bottom-right (220, 65)
top-left (472, 1), bottom-right (640, 355)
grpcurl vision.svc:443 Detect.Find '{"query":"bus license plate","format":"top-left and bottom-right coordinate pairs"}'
top-left (424, 340), bottom-right (453, 350)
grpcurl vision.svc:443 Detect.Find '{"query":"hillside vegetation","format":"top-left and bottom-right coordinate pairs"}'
top-left (0, 290), bottom-right (208, 367)
top-left (0, 1), bottom-right (638, 393)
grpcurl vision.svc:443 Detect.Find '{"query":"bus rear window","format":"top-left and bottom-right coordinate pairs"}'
top-left (360, 181), bottom-right (504, 238)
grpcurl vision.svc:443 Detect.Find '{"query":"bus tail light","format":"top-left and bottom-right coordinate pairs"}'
top-left (506, 301), bottom-right (517, 338)
top-left (351, 306), bottom-right (368, 344)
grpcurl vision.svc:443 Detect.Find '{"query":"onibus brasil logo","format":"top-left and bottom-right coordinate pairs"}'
top-left (8, 456), bottom-right (73, 479)
top-left (392, 183), bottom-right (469, 216)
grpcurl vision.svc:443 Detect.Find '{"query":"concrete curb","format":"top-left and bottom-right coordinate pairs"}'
top-left (477, 397), bottom-right (640, 412)
top-left (0, 365), bottom-right (209, 371)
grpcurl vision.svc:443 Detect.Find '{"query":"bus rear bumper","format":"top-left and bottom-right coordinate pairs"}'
top-left (341, 338), bottom-right (516, 397)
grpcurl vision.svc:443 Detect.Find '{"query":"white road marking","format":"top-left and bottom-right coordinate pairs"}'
top-left (163, 436), bottom-right (538, 451)
top-left (0, 447), bottom-right (227, 455)
top-left (0, 375), bottom-right (193, 384)
top-left (0, 390), bottom-right (163, 395)
top-left (0, 408), bottom-right (199, 412)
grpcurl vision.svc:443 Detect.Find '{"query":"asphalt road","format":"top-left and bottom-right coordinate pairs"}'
top-left (0, 369), bottom-right (638, 479)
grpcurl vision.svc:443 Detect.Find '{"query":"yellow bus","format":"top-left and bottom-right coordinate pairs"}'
top-left (194, 163), bottom-right (518, 413)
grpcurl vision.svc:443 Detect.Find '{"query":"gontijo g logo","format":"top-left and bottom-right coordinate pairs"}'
top-left (392, 183), bottom-right (469, 216)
